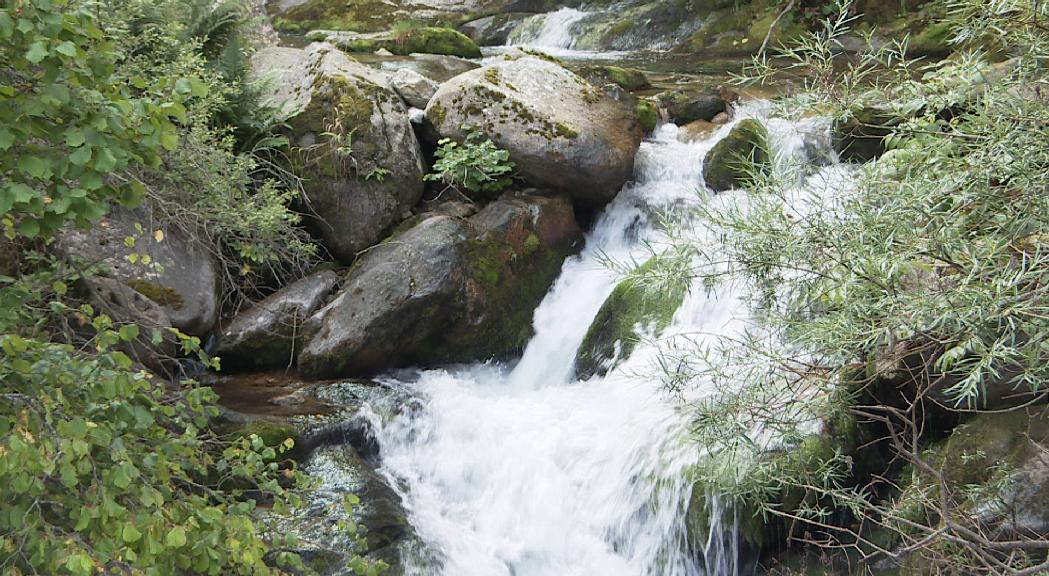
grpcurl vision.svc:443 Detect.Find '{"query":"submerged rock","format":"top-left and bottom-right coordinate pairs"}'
top-left (299, 193), bottom-right (581, 378)
top-left (251, 44), bottom-right (425, 262)
top-left (55, 208), bottom-right (220, 337)
top-left (217, 270), bottom-right (339, 369)
top-left (574, 258), bottom-right (688, 380)
top-left (702, 118), bottom-right (769, 192)
top-left (425, 56), bottom-right (643, 207)
top-left (578, 65), bottom-right (651, 91)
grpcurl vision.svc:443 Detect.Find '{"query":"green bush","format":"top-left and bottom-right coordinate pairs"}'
top-left (425, 133), bottom-right (516, 200)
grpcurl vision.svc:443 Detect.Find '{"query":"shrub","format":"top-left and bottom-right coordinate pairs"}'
top-left (425, 132), bottom-right (516, 201)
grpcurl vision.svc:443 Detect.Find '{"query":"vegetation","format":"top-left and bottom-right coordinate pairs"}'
top-left (0, 0), bottom-right (375, 573)
top-left (639, 0), bottom-right (1049, 573)
top-left (425, 132), bottom-right (516, 201)
top-left (323, 25), bottom-right (483, 58)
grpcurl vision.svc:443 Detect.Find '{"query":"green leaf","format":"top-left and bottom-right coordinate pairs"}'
top-left (25, 41), bottom-right (48, 64)
top-left (55, 41), bottom-right (77, 57)
top-left (69, 145), bottom-right (92, 166)
top-left (66, 129), bottom-right (86, 148)
top-left (165, 526), bottom-right (187, 547)
top-left (121, 522), bottom-right (143, 543)
top-left (0, 129), bottom-right (13, 151)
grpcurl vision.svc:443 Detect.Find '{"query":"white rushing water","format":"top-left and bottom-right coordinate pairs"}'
top-left (365, 105), bottom-right (842, 576)
top-left (507, 7), bottom-right (590, 50)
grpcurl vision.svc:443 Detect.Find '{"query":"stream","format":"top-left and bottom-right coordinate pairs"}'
top-left (337, 105), bottom-right (844, 575)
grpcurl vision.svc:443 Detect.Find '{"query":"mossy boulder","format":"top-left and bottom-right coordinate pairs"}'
top-left (298, 193), bottom-right (581, 378)
top-left (216, 270), bottom-right (339, 370)
top-left (574, 258), bottom-right (688, 380)
top-left (426, 56), bottom-right (643, 207)
top-left (55, 207), bottom-right (220, 337)
top-left (579, 65), bottom-right (651, 91)
top-left (311, 27), bottom-right (482, 58)
top-left (890, 408), bottom-right (1049, 559)
top-left (250, 44), bottom-right (425, 262)
top-left (379, 53), bottom-right (481, 83)
top-left (702, 118), bottom-right (769, 193)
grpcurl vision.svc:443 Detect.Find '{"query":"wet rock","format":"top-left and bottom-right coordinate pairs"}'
top-left (658, 88), bottom-right (728, 125)
top-left (833, 106), bottom-right (903, 163)
top-left (678, 119), bottom-right (718, 142)
top-left (574, 258), bottom-right (688, 379)
top-left (425, 56), bottom-right (643, 207)
top-left (299, 192), bottom-right (581, 378)
top-left (702, 118), bottom-right (769, 192)
top-left (578, 64), bottom-right (651, 91)
top-left (390, 67), bottom-right (438, 108)
top-left (459, 13), bottom-right (533, 45)
top-left (251, 44), bottom-right (425, 262)
top-left (217, 270), bottom-right (339, 369)
top-left (55, 208), bottom-right (220, 336)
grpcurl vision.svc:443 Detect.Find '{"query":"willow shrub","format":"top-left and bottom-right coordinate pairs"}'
top-left (644, 0), bottom-right (1049, 571)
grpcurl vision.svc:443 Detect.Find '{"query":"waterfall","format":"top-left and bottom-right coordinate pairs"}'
top-left (507, 7), bottom-right (590, 50)
top-left (363, 105), bottom-right (842, 576)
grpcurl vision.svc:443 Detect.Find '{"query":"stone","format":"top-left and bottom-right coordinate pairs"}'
top-left (658, 88), bottom-right (728, 124)
top-left (426, 56), bottom-right (643, 207)
top-left (389, 67), bottom-right (439, 109)
top-left (379, 53), bottom-right (480, 83)
top-left (251, 44), bottom-right (425, 262)
top-left (574, 258), bottom-right (688, 379)
top-left (458, 13), bottom-right (534, 45)
top-left (55, 208), bottom-right (220, 336)
top-left (216, 270), bottom-right (339, 369)
top-left (309, 27), bottom-right (482, 58)
top-left (298, 192), bottom-right (581, 378)
top-left (702, 118), bottom-right (769, 192)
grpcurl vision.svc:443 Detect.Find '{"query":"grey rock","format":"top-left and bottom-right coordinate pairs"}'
top-left (55, 208), bottom-right (220, 336)
top-left (251, 44), bottom-right (425, 262)
top-left (390, 67), bottom-right (438, 109)
top-left (380, 53), bottom-right (481, 83)
top-left (426, 57), bottom-right (643, 207)
top-left (216, 270), bottom-right (339, 369)
top-left (299, 193), bottom-right (581, 378)
top-left (458, 13), bottom-right (533, 45)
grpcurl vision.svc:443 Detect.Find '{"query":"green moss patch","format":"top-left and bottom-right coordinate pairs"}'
top-left (575, 258), bottom-right (687, 379)
top-left (702, 118), bottom-right (769, 192)
top-left (127, 279), bottom-right (185, 310)
top-left (321, 27), bottom-right (482, 58)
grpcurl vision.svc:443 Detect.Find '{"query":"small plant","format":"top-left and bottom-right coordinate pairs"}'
top-left (425, 132), bottom-right (516, 200)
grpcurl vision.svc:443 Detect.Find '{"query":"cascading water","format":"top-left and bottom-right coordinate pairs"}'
top-left (507, 7), bottom-right (590, 50)
top-left (358, 105), bottom-right (843, 576)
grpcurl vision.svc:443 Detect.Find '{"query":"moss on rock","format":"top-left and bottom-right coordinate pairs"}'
top-left (320, 27), bottom-right (482, 58)
top-left (579, 65), bottom-right (651, 91)
top-left (702, 118), bottom-right (769, 192)
top-left (635, 99), bottom-right (658, 133)
top-left (574, 258), bottom-right (687, 380)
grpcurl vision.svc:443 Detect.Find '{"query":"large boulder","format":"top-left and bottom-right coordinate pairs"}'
top-left (55, 209), bottom-right (220, 337)
top-left (251, 44), bottom-right (425, 262)
top-left (216, 270), bottom-right (339, 369)
top-left (574, 258), bottom-right (688, 380)
top-left (299, 192), bottom-right (581, 378)
top-left (702, 118), bottom-right (769, 193)
top-left (425, 56), bottom-right (644, 207)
